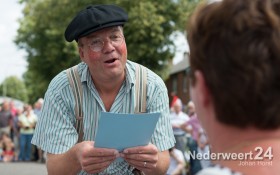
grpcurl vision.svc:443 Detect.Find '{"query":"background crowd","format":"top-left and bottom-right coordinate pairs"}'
top-left (0, 94), bottom-right (211, 175)
top-left (0, 98), bottom-right (44, 163)
top-left (167, 93), bottom-right (211, 175)
top-left (0, 94), bottom-right (210, 175)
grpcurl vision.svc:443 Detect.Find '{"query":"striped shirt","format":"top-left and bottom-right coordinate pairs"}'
top-left (31, 60), bottom-right (175, 175)
top-left (197, 164), bottom-right (243, 175)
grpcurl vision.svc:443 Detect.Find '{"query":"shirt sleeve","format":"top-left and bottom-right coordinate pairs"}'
top-left (31, 83), bottom-right (77, 154)
top-left (147, 80), bottom-right (176, 151)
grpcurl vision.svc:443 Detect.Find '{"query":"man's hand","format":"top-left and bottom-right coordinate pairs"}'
top-left (121, 144), bottom-right (159, 174)
top-left (76, 141), bottom-right (119, 174)
top-left (47, 141), bottom-right (119, 175)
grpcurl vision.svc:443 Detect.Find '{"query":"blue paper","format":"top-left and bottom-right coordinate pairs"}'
top-left (94, 112), bottom-right (160, 152)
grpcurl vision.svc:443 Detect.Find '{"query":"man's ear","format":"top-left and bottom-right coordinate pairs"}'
top-left (193, 70), bottom-right (211, 107)
top-left (79, 47), bottom-right (84, 60)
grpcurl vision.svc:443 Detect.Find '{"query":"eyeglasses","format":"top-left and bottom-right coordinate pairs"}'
top-left (87, 33), bottom-right (124, 52)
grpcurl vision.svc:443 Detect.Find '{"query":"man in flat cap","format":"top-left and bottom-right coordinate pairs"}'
top-left (32, 4), bottom-right (175, 175)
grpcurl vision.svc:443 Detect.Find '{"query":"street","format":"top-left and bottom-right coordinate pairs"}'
top-left (0, 162), bottom-right (47, 175)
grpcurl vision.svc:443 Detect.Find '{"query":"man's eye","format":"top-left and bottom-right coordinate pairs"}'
top-left (110, 34), bottom-right (122, 41)
top-left (91, 39), bottom-right (102, 45)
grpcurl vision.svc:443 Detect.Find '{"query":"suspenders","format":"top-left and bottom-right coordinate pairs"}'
top-left (66, 65), bottom-right (84, 143)
top-left (134, 64), bottom-right (147, 113)
top-left (66, 64), bottom-right (147, 143)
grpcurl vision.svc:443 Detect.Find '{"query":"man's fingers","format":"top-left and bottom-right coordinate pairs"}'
top-left (123, 144), bottom-right (158, 154)
top-left (82, 160), bottom-right (113, 174)
top-left (81, 156), bottom-right (116, 167)
top-left (91, 148), bottom-right (118, 157)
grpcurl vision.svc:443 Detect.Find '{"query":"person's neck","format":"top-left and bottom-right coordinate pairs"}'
top-left (92, 72), bottom-right (125, 95)
top-left (91, 72), bottom-right (126, 111)
top-left (209, 125), bottom-right (280, 175)
top-left (175, 111), bottom-right (180, 115)
top-left (210, 125), bottom-right (280, 152)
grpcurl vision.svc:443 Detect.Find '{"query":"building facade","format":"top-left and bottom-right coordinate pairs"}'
top-left (165, 52), bottom-right (191, 110)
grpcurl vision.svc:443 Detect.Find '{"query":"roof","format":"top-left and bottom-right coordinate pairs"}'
top-left (170, 52), bottom-right (190, 74)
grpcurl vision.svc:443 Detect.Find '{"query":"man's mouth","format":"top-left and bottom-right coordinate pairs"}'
top-left (105, 58), bottom-right (117, 64)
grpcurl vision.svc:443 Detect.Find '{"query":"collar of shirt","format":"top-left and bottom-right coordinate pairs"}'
top-left (78, 60), bottom-right (135, 94)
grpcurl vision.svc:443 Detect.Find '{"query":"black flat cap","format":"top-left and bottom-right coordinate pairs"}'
top-left (65, 4), bottom-right (128, 42)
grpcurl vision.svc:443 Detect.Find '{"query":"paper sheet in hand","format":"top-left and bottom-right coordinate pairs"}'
top-left (94, 112), bottom-right (160, 152)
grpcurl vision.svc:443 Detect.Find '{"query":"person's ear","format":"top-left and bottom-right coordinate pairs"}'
top-left (193, 70), bottom-right (211, 107)
top-left (79, 46), bottom-right (85, 60)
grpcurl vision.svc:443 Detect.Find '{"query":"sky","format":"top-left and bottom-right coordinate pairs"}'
top-left (0, 0), bottom-right (27, 84)
top-left (0, 1), bottom-right (188, 84)
top-left (172, 32), bottom-right (189, 64)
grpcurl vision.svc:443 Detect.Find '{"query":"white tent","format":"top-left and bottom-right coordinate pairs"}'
top-left (0, 96), bottom-right (25, 110)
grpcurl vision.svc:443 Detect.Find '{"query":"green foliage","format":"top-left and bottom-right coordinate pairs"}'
top-left (0, 76), bottom-right (28, 102)
top-left (15, 0), bottom-right (202, 101)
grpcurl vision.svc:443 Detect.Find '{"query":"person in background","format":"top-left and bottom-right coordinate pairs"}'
top-left (0, 143), bottom-right (2, 161)
top-left (170, 92), bottom-right (183, 112)
top-left (0, 101), bottom-right (13, 137)
top-left (9, 100), bottom-right (18, 141)
top-left (9, 101), bottom-right (17, 117)
top-left (18, 105), bottom-right (37, 161)
top-left (12, 108), bottom-right (22, 162)
top-left (0, 132), bottom-right (15, 162)
top-left (180, 101), bottom-right (202, 175)
top-left (33, 98), bottom-right (43, 118)
top-left (197, 128), bottom-right (211, 169)
top-left (187, 0), bottom-right (280, 174)
top-left (31, 4), bottom-right (175, 175)
top-left (33, 98), bottom-right (45, 163)
top-left (166, 147), bottom-right (186, 175)
top-left (170, 100), bottom-right (189, 155)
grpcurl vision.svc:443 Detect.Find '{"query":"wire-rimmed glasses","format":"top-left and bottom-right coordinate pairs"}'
top-left (87, 33), bottom-right (124, 52)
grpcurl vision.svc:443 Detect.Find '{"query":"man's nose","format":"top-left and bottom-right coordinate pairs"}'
top-left (102, 39), bottom-right (115, 52)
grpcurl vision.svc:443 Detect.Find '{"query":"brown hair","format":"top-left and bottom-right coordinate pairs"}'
top-left (187, 0), bottom-right (280, 129)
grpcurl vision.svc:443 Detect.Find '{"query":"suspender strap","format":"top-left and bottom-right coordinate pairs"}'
top-left (134, 64), bottom-right (147, 113)
top-left (133, 64), bottom-right (147, 174)
top-left (66, 65), bottom-right (84, 143)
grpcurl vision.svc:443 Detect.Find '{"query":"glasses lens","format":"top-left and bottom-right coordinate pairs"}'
top-left (110, 34), bottom-right (124, 46)
top-left (88, 34), bottom-right (124, 52)
top-left (90, 38), bottom-right (103, 52)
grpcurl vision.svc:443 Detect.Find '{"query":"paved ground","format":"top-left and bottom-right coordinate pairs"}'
top-left (0, 162), bottom-right (47, 175)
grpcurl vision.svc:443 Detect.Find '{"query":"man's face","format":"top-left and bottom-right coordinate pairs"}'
top-left (2, 102), bottom-right (9, 111)
top-left (173, 103), bottom-right (181, 113)
top-left (188, 104), bottom-right (195, 116)
top-left (78, 26), bottom-right (127, 82)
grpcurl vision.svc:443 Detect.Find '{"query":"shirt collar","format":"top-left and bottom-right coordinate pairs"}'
top-left (79, 60), bottom-right (135, 93)
top-left (79, 62), bottom-right (90, 83)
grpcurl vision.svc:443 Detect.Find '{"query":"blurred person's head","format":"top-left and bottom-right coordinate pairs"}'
top-left (33, 102), bottom-right (40, 110)
top-left (16, 108), bottom-right (23, 116)
top-left (26, 105), bottom-right (32, 112)
top-left (1, 101), bottom-right (10, 111)
top-left (37, 98), bottom-right (44, 104)
top-left (34, 98), bottom-right (44, 110)
top-left (188, 0), bottom-right (280, 130)
top-left (187, 101), bottom-right (195, 116)
top-left (9, 101), bottom-right (15, 108)
top-left (173, 101), bottom-right (182, 114)
top-left (23, 104), bottom-right (32, 115)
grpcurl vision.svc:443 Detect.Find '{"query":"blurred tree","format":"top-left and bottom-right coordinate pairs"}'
top-left (15, 0), bottom-right (202, 101)
top-left (0, 76), bottom-right (28, 102)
